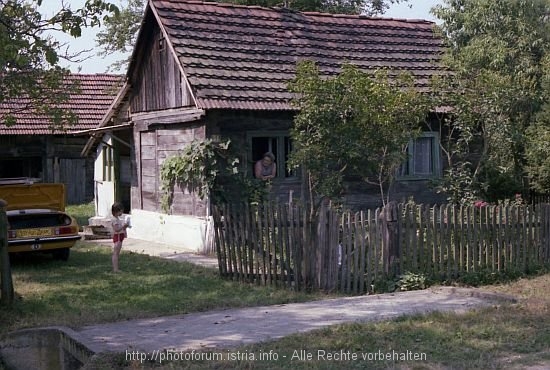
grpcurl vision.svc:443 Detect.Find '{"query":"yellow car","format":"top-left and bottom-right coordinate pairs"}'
top-left (0, 181), bottom-right (81, 261)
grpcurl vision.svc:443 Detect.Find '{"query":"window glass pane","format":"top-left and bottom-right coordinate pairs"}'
top-left (413, 137), bottom-right (433, 175)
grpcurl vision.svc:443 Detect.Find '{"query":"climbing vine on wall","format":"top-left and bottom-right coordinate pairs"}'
top-left (159, 139), bottom-right (239, 213)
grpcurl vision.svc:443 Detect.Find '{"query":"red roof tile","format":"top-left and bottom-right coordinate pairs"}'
top-left (0, 74), bottom-right (124, 135)
top-left (149, 0), bottom-right (445, 110)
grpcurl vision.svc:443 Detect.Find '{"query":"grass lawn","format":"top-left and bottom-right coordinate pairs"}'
top-left (66, 201), bottom-right (95, 229)
top-left (2, 240), bottom-right (549, 370)
top-left (90, 274), bottom-right (550, 370)
top-left (0, 241), bottom-right (325, 333)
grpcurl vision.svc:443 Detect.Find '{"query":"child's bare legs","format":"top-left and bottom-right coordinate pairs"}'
top-left (112, 242), bottom-right (122, 272)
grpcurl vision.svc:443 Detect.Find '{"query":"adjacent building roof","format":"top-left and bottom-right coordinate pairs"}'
top-left (147, 0), bottom-right (445, 110)
top-left (0, 74), bottom-right (124, 135)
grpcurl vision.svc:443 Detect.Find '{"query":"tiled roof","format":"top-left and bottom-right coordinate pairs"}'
top-left (0, 74), bottom-right (124, 135)
top-left (150, 0), bottom-right (444, 110)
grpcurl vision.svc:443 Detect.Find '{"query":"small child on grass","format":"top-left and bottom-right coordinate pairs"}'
top-left (111, 202), bottom-right (130, 273)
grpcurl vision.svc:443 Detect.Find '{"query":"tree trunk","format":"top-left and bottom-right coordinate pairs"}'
top-left (0, 199), bottom-right (14, 306)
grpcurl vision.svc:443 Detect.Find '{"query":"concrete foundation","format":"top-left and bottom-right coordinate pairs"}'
top-left (0, 327), bottom-right (94, 370)
top-left (125, 209), bottom-right (214, 254)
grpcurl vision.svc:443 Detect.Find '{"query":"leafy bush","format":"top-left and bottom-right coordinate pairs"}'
top-left (396, 272), bottom-right (429, 291)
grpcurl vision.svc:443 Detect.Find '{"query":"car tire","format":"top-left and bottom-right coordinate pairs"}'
top-left (53, 248), bottom-right (70, 261)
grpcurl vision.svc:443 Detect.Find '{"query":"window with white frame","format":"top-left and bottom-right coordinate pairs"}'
top-left (399, 132), bottom-right (441, 178)
top-left (248, 131), bottom-right (295, 179)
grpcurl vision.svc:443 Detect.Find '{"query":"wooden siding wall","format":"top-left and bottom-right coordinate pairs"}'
top-left (130, 19), bottom-right (193, 113)
top-left (132, 122), bottom-right (207, 216)
top-left (206, 110), bottom-right (303, 203)
top-left (206, 110), bottom-right (447, 209)
top-left (0, 135), bottom-right (93, 204)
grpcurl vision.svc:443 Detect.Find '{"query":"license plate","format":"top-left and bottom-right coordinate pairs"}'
top-left (17, 228), bottom-right (52, 238)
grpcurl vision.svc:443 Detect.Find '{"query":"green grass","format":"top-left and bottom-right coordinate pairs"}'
top-left (66, 201), bottom-right (95, 228)
top-left (1, 241), bottom-right (325, 333)
top-left (3, 239), bottom-right (550, 370)
top-left (94, 274), bottom-right (550, 370)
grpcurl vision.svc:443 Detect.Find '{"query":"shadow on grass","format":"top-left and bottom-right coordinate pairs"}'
top-left (1, 243), bottom-right (320, 333)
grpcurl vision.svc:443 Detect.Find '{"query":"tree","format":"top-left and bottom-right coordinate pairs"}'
top-left (288, 61), bottom-right (428, 211)
top-left (0, 0), bottom-right (118, 128)
top-left (525, 55), bottom-right (550, 193)
top-left (431, 0), bottom-right (550, 203)
top-left (96, 0), bottom-right (410, 71)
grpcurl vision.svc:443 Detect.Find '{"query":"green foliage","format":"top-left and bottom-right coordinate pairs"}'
top-left (435, 162), bottom-right (479, 205)
top-left (372, 272), bottom-right (430, 293)
top-left (396, 271), bottom-right (429, 291)
top-left (159, 139), bottom-right (239, 213)
top-left (96, 0), bottom-right (144, 71)
top-left (431, 0), bottom-right (550, 203)
top-left (525, 56), bottom-right (550, 193)
top-left (288, 61), bottom-right (429, 206)
top-left (66, 201), bottom-right (95, 228)
top-left (0, 0), bottom-right (118, 127)
top-left (456, 269), bottom-right (525, 287)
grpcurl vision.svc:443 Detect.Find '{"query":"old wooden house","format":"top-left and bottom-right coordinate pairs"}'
top-left (92, 0), bottom-right (446, 251)
top-left (0, 74), bottom-right (124, 204)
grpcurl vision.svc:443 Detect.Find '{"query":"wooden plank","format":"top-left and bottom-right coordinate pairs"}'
top-left (480, 206), bottom-right (487, 270)
top-left (444, 205), bottom-right (451, 278)
top-left (471, 206), bottom-right (479, 272)
top-left (457, 205), bottom-right (463, 276)
top-left (283, 205), bottom-right (296, 288)
top-left (225, 204), bottom-right (237, 279)
top-left (529, 204), bottom-right (535, 268)
top-left (511, 206), bottom-right (518, 271)
top-left (267, 202), bottom-right (276, 286)
top-left (374, 208), bottom-right (381, 281)
top-left (353, 212), bottom-right (360, 294)
top-left (359, 211), bottom-right (366, 294)
top-left (241, 203), bottom-right (251, 282)
top-left (546, 205), bottom-right (550, 264)
top-left (258, 204), bottom-right (268, 285)
top-left (276, 202), bottom-right (286, 287)
top-left (402, 203), bottom-right (410, 273)
top-left (431, 205), bottom-right (437, 276)
top-left (438, 205), bottom-right (444, 277)
top-left (345, 212), bottom-right (353, 293)
top-left (417, 205), bottom-right (425, 273)
top-left (212, 206), bottom-right (225, 276)
top-left (365, 209), bottom-right (373, 294)
top-left (504, 206), bottom-right (511, 271)
top-left (411, 205), bottom-right (419, 273)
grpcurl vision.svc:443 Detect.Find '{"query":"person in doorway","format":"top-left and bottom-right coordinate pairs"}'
top-left (254, 152), bottom-right (276, 180)
top-left (111, 202), bottom-right (129, 273)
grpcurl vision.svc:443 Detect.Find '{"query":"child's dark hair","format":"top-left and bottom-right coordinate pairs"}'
top-left (111, 202), bottom-right (124, 216)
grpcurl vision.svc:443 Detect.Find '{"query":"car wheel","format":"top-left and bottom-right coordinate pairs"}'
top-left (53, 248), bottom-right (70, 261)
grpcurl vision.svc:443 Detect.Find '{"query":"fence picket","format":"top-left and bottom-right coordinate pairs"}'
top-left (212, 202), bottom-right (550, 294)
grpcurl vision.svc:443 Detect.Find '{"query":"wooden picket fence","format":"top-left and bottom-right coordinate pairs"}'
top-left (212, 202), bottom-right (550, 294)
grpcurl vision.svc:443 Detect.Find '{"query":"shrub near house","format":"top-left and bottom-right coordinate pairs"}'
top-left (0, 179), bottom-right (80, 261)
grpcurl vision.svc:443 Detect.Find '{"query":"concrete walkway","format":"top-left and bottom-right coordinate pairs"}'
top-left (81, 237), bottom-right (220, 269)
top-left (2, 237), bottom-right (518, 366)
top-left (72, 238), bottom-right (517, 354)
top-left (73, 287), bottom-right (514, 354)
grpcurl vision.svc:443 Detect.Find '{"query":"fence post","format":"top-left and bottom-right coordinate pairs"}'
top-left (0, 199), bottom-right (14, 306)
top-left (381, 201), bottom-right (400, 277)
